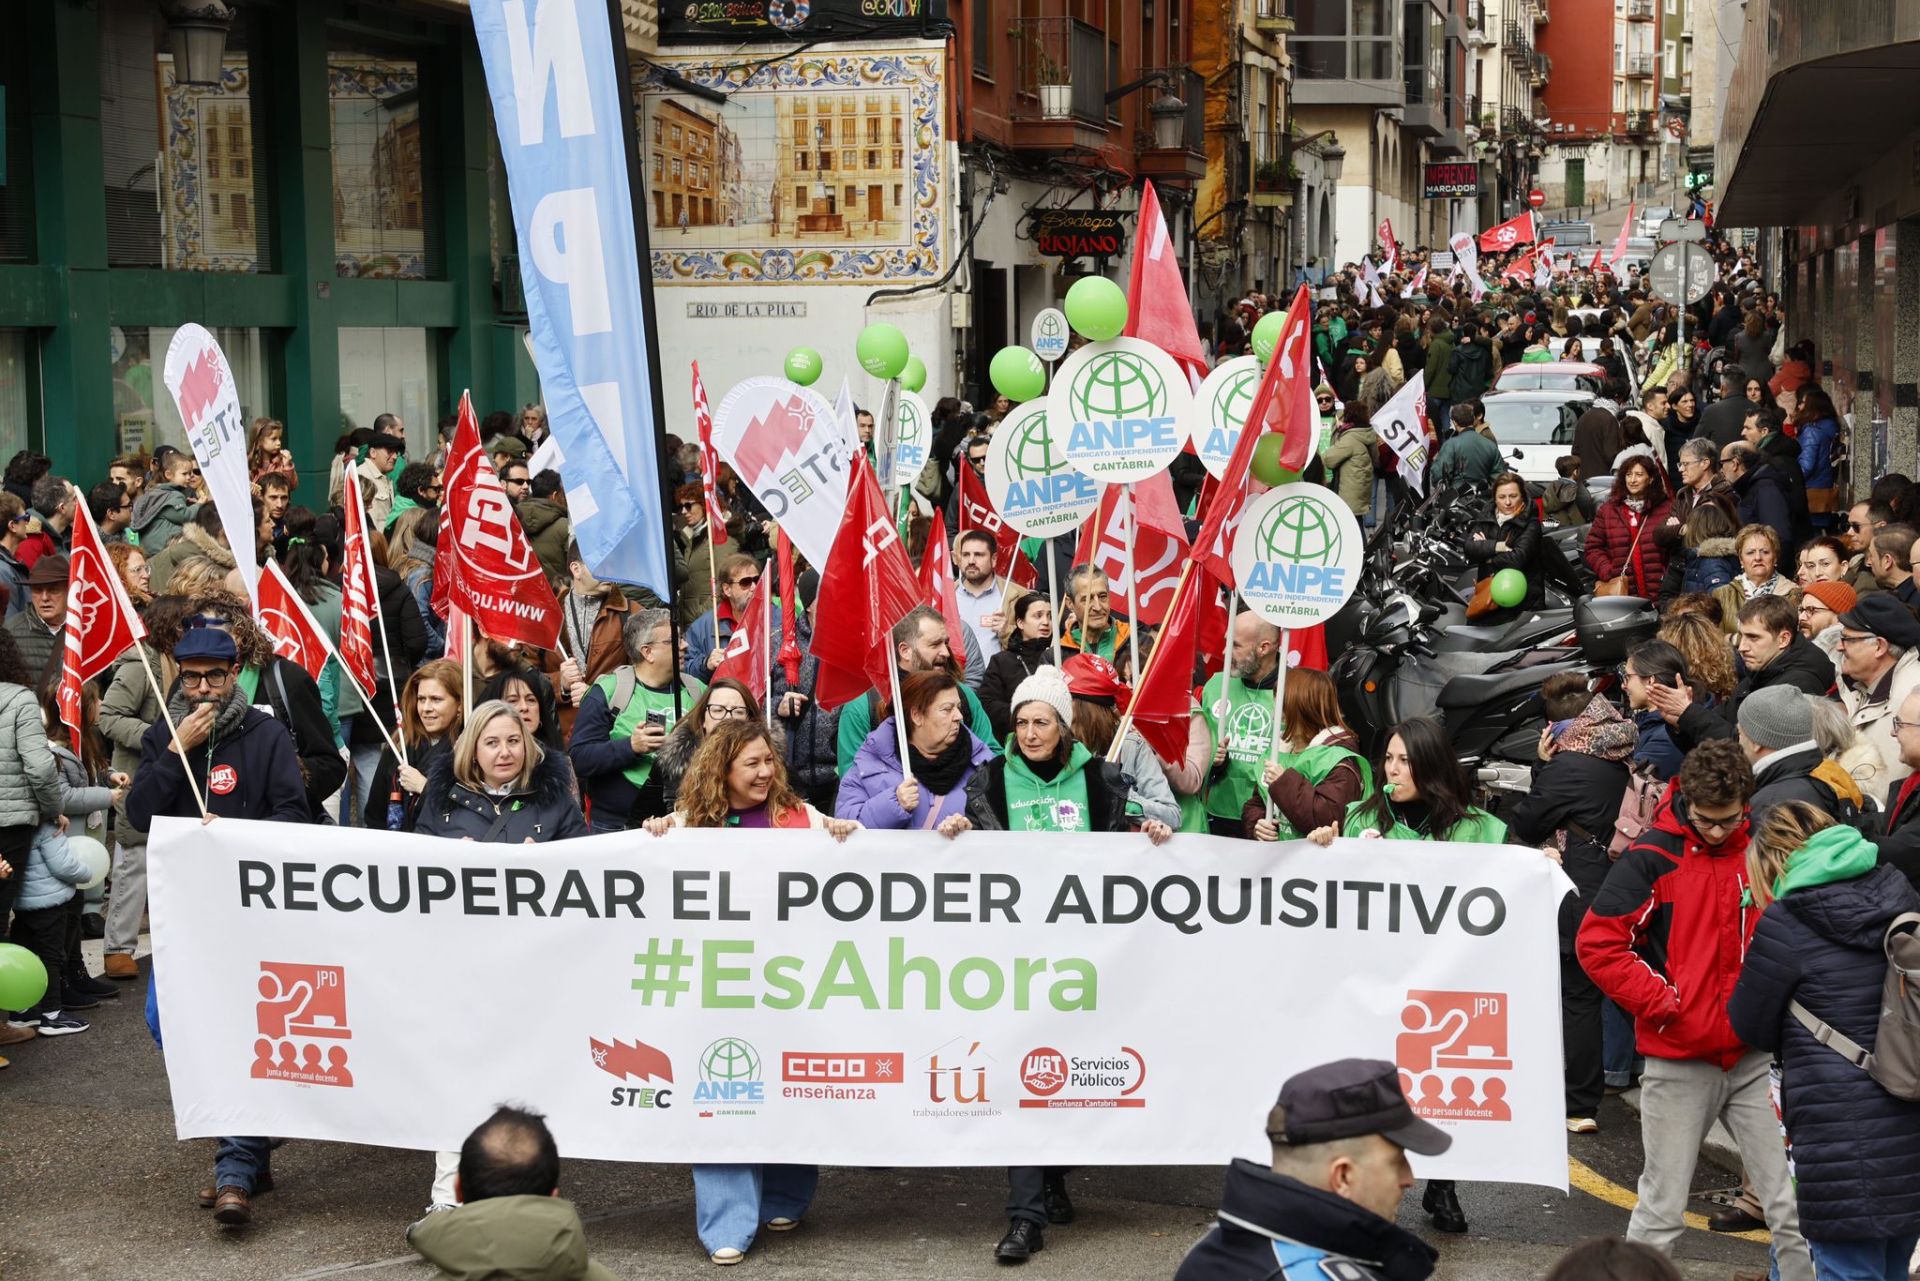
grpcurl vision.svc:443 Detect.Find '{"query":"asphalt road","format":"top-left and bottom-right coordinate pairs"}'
top-left (0, 949), bottom-right (1771, 1281)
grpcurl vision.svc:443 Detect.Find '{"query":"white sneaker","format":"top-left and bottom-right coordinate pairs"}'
top-left (710, 1247), bottom-right (745, 1266)
top-left (767, 1217), bottom-right (799, 1231)
top-left (1565, 1116), bottom-right (1599, 1134)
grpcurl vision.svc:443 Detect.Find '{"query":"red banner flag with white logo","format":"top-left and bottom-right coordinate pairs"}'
top-left (692, 361), bottom-right (729, 546)
top-left (58, 487), bottom-right (145, 751)
top-left (1127, 567), bottom-right (1203, 766)
top-left (256, 558), bottom-right (338, 682)
top-left (1071, 472), bottom-right (1191, 626)
top-left (956, 460), bottom-right (1035, 587)
top-left (810, 454), bottom-right (923, 711)
top-left (920, 509), bottom-right (966, 660)
top-left (713, 570), bottom-right (770, 703)
top-left (1124, 180), bottom-right (1209, 390)
top-left (438, 391), bottom-right (562, 651)
top-left (1478, 211), bottom-right (1536, 254)
top-left (338, 476), bottom-right (381, 704)
top-left (1609, 202), bottom-right (1636, 266)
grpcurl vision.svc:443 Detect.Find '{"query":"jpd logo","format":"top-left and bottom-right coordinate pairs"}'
top-left (1395, 989), bottom-right (1512, 1122)
top-left (252, 961), bottom-right (353, 1088)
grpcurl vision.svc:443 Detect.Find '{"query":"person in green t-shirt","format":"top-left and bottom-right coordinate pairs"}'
top-left (1304, 714), bottom-right (1505, 1240)
top-left (567, 606), bottom-right (704, 833)
top-left (1197, 612), bottom-right (1281, 836)
top-left (1244, 669), bottom-right (1373, 842)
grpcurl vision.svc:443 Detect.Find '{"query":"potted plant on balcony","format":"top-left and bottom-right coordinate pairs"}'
top-left (1251, 159), bottom-right (1294, 207)
top-left (1012, 26), bottom-right (1072, 118)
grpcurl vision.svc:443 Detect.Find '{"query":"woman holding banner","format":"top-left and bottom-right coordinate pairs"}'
top-left (641, 719), bottom-right (854, 1264)
top-left (364, 659), bottom-right (465, 832)
top-left (835, 671), bottom-right (992, 831)
top-left (1307, 715), bottom-right (1506, 1235)
top-left (1242, 669), bottom-right (1372, 843)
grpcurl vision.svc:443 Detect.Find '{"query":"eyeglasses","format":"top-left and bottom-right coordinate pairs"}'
top-left (732, 574), bottom-right (761, 588)
top-left (1689, 809), bottom-right (1746, 835)
top-left (180, 669), bottom-right (233, 689)
top-left (1835, 632), bottom-right (1878, 648)
top-left (678, 502), bottom-right (700, 511)
top-left (1895, 718), bottom-right (1920, 735)
top-left (1848, 521), bottom-right (1869, 532)
top-left (706, 704), bottom-right (749, 720)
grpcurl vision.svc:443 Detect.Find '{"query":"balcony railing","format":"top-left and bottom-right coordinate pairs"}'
top-left (1626, 0), bottom-right (1655, 19)
top-left (1253, 0), bottom-right (1295, 33)
top-left (1624, 108), bottom-right (1653, 134)
top-left (1625, 51), bottom-right (1655, 77)
top-left (1529, 51), bottom-right (1551, 85)
top-left (1503, 21), bottom-right (1531, 61)
top-left (1008, 17), bottom-right (1109, 126)
top-left (1137, 67), bottom-right (1206, 153)
top-left (1247, 131), bottom-right (1295, 207)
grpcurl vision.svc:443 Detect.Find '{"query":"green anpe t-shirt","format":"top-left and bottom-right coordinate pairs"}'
top-left (1200, 672), bottom-right (1275, 821)
top-left (1264, 743), bottom-right (1374, 842)
top-left (1002, 744), bottom-right (1094, 832)
top-left (595, 671), bottom-right (704, 791)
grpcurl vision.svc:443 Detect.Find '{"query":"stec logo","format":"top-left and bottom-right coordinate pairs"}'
top-left (591, 1036), bottom-right (674, 1110)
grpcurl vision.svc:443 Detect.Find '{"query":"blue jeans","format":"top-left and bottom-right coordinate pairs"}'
top-left (692, 1163), bottom-right (818, 1254)
top-left (1603, 998), bottom-right (1641, 1088)
top-left (215, 1136), bottom-right (273, 1193)
top-left (336, 721), bottom-right (383, 825)
top-left (1806, 1236), bottom-right (1920, 1281)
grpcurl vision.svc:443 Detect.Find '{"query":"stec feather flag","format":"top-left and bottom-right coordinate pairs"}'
top-left (58, 488), bottom-right (145, 751)
top-left (1124, 180), bottom-right (1209, 390)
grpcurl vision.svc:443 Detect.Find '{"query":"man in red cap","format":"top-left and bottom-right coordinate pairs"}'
top-left (1798, 578), bottom-right (1856, 675)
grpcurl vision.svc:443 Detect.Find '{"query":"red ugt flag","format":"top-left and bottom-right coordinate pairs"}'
top-left (1193, 285), bottom-right (1316, 584)
top-left (256, 558), bottom-right (338, 681)
top-left (58, 487), bottom-right (145, 750)
top-left (1071, 471), bottom-right (1191, 626)
top-left (439, 391), bottom-right (562, 651)
top-left (1124, 180), bottom-right (1209, 390)
top-left (920, 509), bottom-right (966, 661)
top-left (810, 454), bottom-right (923, 711)
top-left (713, 569), bottom-right (770, 703)
top-left (1127, 568), bottom-right (1202, 766)
top-left (692, 361), bottom-right (729, 546)
top-left (338, 475), bottom-right (381, 703)
top-left (1478, 211), bottom-right (1536, 254)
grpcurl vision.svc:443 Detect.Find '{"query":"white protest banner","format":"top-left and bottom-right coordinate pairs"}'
top-left (163, 324), bottom-right (259, 603)
top-left (1370, 371), bottom-right (1433, 494)
top-left (149, 818), bottom-right (1571, 1187)
top-left (1448, 232), bottom-right (1487, 303)
top-left (1231, 483), bottom-right (1365, 627)
top-left (1192, 356), bottom-right (1261, 481)
top-left (1047, 338), bottom-right (1193, 483)
top-left (712, 377), bottom-right (849, 569)
top-left (985, 402), bottom-right (1102, 538)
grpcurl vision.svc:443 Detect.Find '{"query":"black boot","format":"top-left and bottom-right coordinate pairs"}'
top-left (994, 1218), bottom-right (1045, 1263)
top-left (1422, 1179), bottom-right (1467, 1233)
top-left (1043, 1174), bottom-right (1075, 1225)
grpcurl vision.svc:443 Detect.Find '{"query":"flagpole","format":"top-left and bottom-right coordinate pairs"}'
top-left (353, 472), bottom-right (408, 768)
top-left (1047, 547), bottom-right (1063, 669)
top-left (886, 653), bottom-right (913, 786)
top-left (1105, 560), bottom-right (1195, 764)
top-left (1123, 484), bottom-right (1141, 684)
top-left (1264, 626), bottom-right (1290, 820)
top-left (135, 640), bottom-right (209, 821)
top-left (763, 569), bottom-right (774, 729)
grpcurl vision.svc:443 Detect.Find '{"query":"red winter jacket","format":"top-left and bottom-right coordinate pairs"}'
top-left (1575, 782), bottom-right (1758, 1069)
top-left (1584, 496), bottom-right (1672, 595)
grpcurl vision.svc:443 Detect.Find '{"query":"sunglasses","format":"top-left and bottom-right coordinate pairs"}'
top-left (678, 501), bottom-right (701, 511)
top-left (732, 574), bottom-right (761, 588)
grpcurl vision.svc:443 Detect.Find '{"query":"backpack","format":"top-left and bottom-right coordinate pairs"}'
top-left (602, 665), bottom-right (702, 722)
top-left (1608, 762), bottom-right (1665, 858)
top-left (1789, 912), bottom-right (1920, 1101)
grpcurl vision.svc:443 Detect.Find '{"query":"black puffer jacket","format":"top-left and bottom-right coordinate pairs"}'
top-left (1462, 507), bottom-right (1549, 613)
top-left (1506, 748), bottom-right (1630, 952)
top-left (1674, 633), bottom-right (1837, 748)
top-left (412, 746), bottom-right (587, 843)
top-left (1728, 861), bottom-right (1920, 1240)
top-left (978, 634), bottom-right (1052, 741)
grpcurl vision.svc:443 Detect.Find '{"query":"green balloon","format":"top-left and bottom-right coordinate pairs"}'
top-left (900, 355), bottom-right (927, 393)
top-left (1250, 434), bottom-right (1301, 487)
top-left (989, 345), bottom-right (1047, 402)
top-left (784, 347), bottom-right (823, 386)
top-left (1251, 312), bottom-right (1287, 363)
top-left (1491, 568), bottom-right (1528, 607)
top-left (1064, 276), bottom-right (1128, 341)
top-left (856, 323), bottom-right (911, 380)
top-left (0, 942), bottom-right (47, 1012)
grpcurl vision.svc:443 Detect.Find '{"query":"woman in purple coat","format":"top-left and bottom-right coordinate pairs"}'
top-left (834, 670), bottom-right (992, 830)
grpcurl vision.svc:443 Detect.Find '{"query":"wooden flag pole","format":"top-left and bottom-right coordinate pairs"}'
top-left (133, 640), bottom-right (208, 821)
top-left (1264, 626), bottom-right (1290, 820)
top-left (763, 571), bottom-right (774, 729)
top-left (353, 475), bottom-right (408, 768)
top-left (1104, 559), bottom-right (1196, 764)
top-left (886, 652), bottom-right (913, 786)
top-left (1123, 484), bottom-right (1141, 683)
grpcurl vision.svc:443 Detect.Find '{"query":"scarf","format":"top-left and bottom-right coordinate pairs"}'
top-left (1554, 695), bottom-right (1637, 762)
top-left (1624, 497), bottom-right (1646, 514)
top-left (907, 729), bottom-right (975, 796)
top-left (165, 682), bottom-right (254, 756)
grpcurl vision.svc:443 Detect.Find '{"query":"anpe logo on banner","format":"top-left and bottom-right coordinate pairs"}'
top-left (1396, 989), bottom-right (1513, 1123)
top-left (1193, 356), bottom-right (1261, 481)
top-left (893, 390), bottom-right (930, 485)
top-left (209, 764), bottom-right (238, 796)
top-left (917, 1038), bottom-right (1000, 1117)
top-left (252, 962), bottom-right (353, 1088)
top-left (1231, 484), bottom-right (1366, 627)
top-left (592, 1037), bottom-right (675, 1109)
top-left (1018, 1046), bottom-right (1147, 1109)
top-left (781, 1051), bottom-right (904, 1101)
top-left (986, 402), bottom-right (1101, 536)
top-left (1051, 338), bottom-right (1193, 482)
top-left (694, 1037), bottom-right (765, 1115)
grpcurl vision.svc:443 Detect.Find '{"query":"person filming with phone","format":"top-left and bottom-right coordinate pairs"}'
top-left (567, 607), bottom-right (705, 833)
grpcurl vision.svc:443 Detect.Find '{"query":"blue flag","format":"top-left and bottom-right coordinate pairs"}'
top-left (470, 0), bottom-right (669, 597)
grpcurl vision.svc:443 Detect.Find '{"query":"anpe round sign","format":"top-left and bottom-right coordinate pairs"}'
top-left (985, 401), bottom-right (1102, 537)
top-left (1031, 308), bottom-right (1071, 363)
top-left (1047, 337), bottom-right (1194, 484)
top-left (1230, 483), bottom-right (1364, 627)
top-left (892, 389), bottom-right (931, 487)
top-left (1192, 355), bottom-right (1261, 481)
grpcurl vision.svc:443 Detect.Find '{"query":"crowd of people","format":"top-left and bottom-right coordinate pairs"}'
top-left (0, 233), bottom-right (1917, 1281)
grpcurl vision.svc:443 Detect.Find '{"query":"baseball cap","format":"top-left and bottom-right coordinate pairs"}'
top-left (1273, 1058), bottom-right (1452, 1157)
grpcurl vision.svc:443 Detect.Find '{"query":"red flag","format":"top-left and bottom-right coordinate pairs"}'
top-left (919, 509), bottom-right (966, 658)
top-left (338, 477), bottom-right (381, 703)
top-left (1377, 217), bottom-right (1395, 254)
top-left (713, 570), bottom-right (770, 703)
top-left (1128, 569), bottom-right (1202, 765)
top-left (1502, 248), bottom-right (1538, 284)
top-left (810, 454), bottom-right (924, 711)
top-left (1192, 285), bottom-right (1316, 583)
top-left (776, 528), bottom-right (801, 688)
top-left (1196, 571), bottom-right (1229, 683)
top-left (1608, 201), bottom-right (1636, 266)
top-left (692, 361), bottom-right (729, 546)
top-left (1124, 180), bottom-right (1208, 388)
top-left (256, 558), bottom-right (337, 681)
top-left (444, 602), bottom-right (471, 663)
top-left (1589, 244), bottom-right (1607, 275)
top-left (1478, 211), bottom-right (1536, 254)
top-left (439, 391), bottom-right (563, 651)
top-left (1071, 473), bottom-right (1191, 626)
top-left (956, 461), bottom-right (1035, 587)
top-left (58, 486), bottom-right (145, 750)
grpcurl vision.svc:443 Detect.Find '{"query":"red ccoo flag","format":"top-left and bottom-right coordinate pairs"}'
top-left (439, 391), bottom-right (562, 651)
top-left (713, 569), bottom-right (771, 703)
top-left (1478, 211), bottom-right (1537, 254)
top-left (256, 558), bottom-right (338, 682)
top-left (59, 485), bottom-right (146, 751)
top-left (338, 474), bottom-right (381, 704)
top-left (919, 509), bottom-right (966, 661)
top-left (810, 453), bottom-right (923, 711)
top-left (1192, 285), bottom-right (1316, 584)
top-left (1127, 566), bottom-right (1203, 766)
top-left (692, 361), bottom-right (729, 546)
top-left (1072, 471), bottom-right (1190, 626)
top-left (1125, 180), bottom-right (1209, 389)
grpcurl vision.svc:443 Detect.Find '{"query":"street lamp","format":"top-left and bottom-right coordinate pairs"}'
top-left (1149, 90), bottom-right (1187, 151)
top-left (1321, 142), bottom-right (1346, 184)
top-left (162, 0), bottom-right (234, 87)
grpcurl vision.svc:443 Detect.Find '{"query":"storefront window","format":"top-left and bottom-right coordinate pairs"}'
top-left (339, 328), bottom-right (438, 459)
top-left (111, 326), bottom-right (270, 457)
top-left (99, 0), bottom-right (270, 271)
top-left (0, 331), bottom-right (37, 456)
top-left (331, 37), bottom-right (438, 280)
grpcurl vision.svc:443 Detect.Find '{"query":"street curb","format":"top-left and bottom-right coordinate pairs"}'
top-left (1618, 1086), bottom-right (1743, 1173)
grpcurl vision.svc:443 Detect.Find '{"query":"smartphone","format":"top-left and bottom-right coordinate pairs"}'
top-left (645, 710), bottom-right (668, 728)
